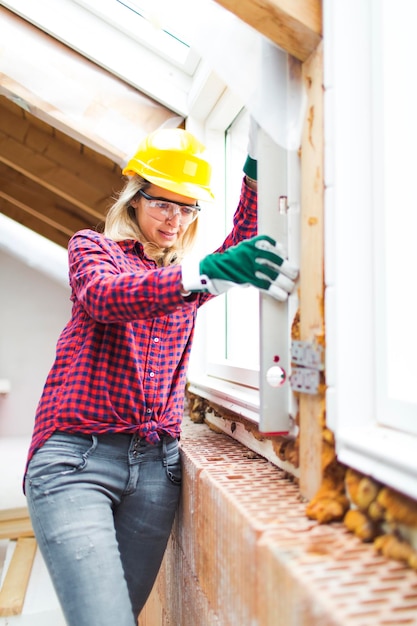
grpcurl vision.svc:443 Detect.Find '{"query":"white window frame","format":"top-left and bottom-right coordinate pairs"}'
top-left (324, 0), bottom-right (417, 500)
top-left (187, 74), bottom-right (300, 435)
top-left (186, 96), bottom-right (262, 422)
top-left (205, 108), bottom-right (260, 381)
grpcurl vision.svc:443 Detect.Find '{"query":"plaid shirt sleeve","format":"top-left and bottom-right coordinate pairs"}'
top-left (69, 231), bottom-right (185, 322)
top-left (192, 177), bottom-right (257, 307)
top-left (216, 178), bottom-right (257, 252)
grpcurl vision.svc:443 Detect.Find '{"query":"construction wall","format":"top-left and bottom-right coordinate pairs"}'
top-left (139, 417), bottom-right (417, 626)
top-left (138, 3), bottom-right (417, 623)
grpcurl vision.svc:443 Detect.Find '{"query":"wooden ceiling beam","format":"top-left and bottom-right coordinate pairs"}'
top-left (0, 196), bottom-right (71, 248)
top-left (0, 163), bottom-right (103, 235)
top-left (0, 190), bottom-right (73, 238)
top-left (0, 98), bottom-right (122, 220)
top-left (0, 134), bottom-right (109, 222)
top-left (214, 0), bottom-right (322, 61)
top-left (0, 98), bottom-right (119, 184)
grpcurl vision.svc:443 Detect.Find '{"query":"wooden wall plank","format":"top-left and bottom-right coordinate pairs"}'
top-left (214, 0), bottom-right (322, 61)
top-left (299, 42), bottom-right (325, 500)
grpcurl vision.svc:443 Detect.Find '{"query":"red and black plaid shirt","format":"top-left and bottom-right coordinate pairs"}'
top-left (26, 180), bottom-right (257, 466)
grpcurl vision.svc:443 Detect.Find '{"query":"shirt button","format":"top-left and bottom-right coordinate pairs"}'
top-left (149, 372), bottom-right (155, 378)
top-left (153, 337), bottom-right (159, 343)
top-left (146, 408), bottom-right (152, 414)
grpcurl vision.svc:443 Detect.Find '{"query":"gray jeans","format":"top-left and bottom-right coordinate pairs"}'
top-left (25, 431), bottom-right (181, 626)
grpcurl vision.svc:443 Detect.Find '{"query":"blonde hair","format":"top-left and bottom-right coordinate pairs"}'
top-left (104, 175), bottom-right (199, 266)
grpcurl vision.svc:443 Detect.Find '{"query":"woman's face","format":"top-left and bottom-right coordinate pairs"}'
top-left (131, 183), bottom-right (197, 248)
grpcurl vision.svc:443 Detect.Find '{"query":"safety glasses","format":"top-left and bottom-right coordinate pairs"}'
top-left (137, 189), bottom-right (201, 224)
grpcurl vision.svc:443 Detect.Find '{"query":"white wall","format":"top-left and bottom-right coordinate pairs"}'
top-left (0, 250), bottom-right (71, 437)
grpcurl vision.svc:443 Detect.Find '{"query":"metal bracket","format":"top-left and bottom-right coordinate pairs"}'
top-left (290, 341), bottom-right (324, 394)
top-left (289, 367), bottom-right (320, 395)
top-left (291, 340), bottom-right (324, 371)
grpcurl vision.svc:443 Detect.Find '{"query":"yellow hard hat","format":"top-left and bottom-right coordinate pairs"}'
top-left (123, 128), bottom-right (214, 201)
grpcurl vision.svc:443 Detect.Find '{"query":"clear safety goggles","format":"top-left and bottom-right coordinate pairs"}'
top-left (137, 189), bottom-right (201, 224)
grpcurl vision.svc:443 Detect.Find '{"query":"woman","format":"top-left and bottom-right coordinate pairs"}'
top-left (24, 128), bottom-right (297, 626)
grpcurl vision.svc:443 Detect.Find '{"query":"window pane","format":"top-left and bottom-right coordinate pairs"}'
top-left (225, 110), bottom-right (259, 369)
top-left (380, 0), bottom-right (417, 404)
top-left (374, 0), bottom-right (417, 434)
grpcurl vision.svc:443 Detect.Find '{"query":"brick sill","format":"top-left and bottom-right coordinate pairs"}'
top-left (140, 417), bottom-right (417, 626)
top-left (188, 376), bottom-right (299, 478)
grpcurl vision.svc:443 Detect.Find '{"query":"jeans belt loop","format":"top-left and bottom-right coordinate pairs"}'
top-left (162, 437), bottom-right (168, 467)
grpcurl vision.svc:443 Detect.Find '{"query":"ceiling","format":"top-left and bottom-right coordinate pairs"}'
top-left (0, 0), bottom-right (321, 253)
top-left (0, 95), bottom-right (125, 248)
top-left (0, 0), bottom-right (249, 251)
top-left (0, 0), bottom-right (207, 249)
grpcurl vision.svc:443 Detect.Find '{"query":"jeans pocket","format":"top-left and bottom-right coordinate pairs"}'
top-left (26, 433), bottom-right (96, 489)
top-left (165, 448), bottom-right (182, 486)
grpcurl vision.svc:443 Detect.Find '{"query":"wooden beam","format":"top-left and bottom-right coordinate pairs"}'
top-left (0, 163), bottom-right (102, 233)
top-left (0, 191), bottom-right (75, 238)
top-left (0, 508), bottom-right (30, 523)
top-left (0, 537), bottom-right (37, 616)
top-left (0, 508), bottom-right (34, 541)
top-left (214, 0), bottom-right (322, 62)
top-left (0, 98), bottom-right (121, 220)
top-left (0, 196), bottom-right (72, 248)
top-left (299, 41), bottom-right (325, 500)
top-left (0, 135), bottom-right (110, 222)
top-left (0, 97), bottom-right (119, 186)
top-left (0, 96), bottom-right (120, 172)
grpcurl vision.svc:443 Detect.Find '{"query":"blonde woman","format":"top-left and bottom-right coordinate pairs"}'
top-left (24, 128), bottom-right (297, 626)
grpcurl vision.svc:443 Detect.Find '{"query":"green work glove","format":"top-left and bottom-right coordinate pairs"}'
top-left (181, 235), bottom-right (298, 301)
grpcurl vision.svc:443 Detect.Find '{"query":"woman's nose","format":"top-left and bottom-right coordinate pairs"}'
top-left (166, 209), bottom-right (182, 225)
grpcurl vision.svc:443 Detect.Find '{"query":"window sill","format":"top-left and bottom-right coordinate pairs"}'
top-left (187, 374), bottom-right (259, 423)
top-left (187, 375), bottom-right (299, 477)
top-left (333, 423), bottom-right (417, 501)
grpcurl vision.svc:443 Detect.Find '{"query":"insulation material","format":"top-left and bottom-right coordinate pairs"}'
top-left (343, 467), bottom-right (417, 569)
